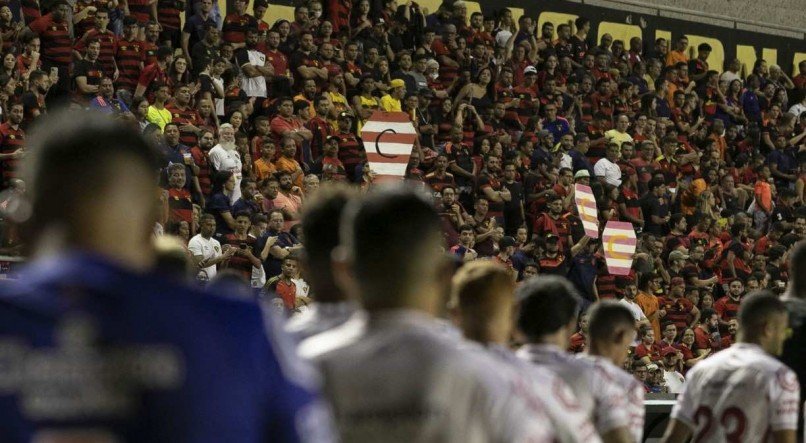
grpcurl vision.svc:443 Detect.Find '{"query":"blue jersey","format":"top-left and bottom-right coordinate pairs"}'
top-left (0, 253), bottom-right (333, 442)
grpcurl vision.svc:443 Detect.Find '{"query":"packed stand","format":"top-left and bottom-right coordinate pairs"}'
top-left (0, 0), bottom-right (803, 393)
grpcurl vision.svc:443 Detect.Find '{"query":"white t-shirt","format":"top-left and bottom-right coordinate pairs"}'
top-left (187, 234), bottom-right (222, 280)
top-left (619, 298), bottom-right (648, 322)
top-left (788, 103), bottom-right (806, 118)
top-left (671, 343), bottom-right (800, 440)
top-left (208, 145), bottom-right (243, 204)
top-left (237, 48), bottom-right (268, 98)
top-left (663, 369), bottom-right (685, 394)
top-left (594, 157), bottom-right (622, 187)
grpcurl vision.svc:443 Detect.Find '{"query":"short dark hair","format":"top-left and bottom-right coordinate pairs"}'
top-left (516, 276), bottom-right (581, 341)
top-left (342, 185), bottom-right (442, 304)
top-left (738, 290), bottom-right (787, 336)
top-left (302, 184), bottom-right (356, 266)
top-left (23, 113), bottom-right (160, 238)
top-left (588, 301), bottom-right (636, 344)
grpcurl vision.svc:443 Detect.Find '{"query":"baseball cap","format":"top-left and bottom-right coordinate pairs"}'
top-left (499, 236), bottom-right (517, 248)
top-left (523, 66), bottom-right (538, 75)
top-left (574, 170), bottom-right (591, 180)
top-left (375, 18), bottom-right (385, 25)
top-left (390, 78), bottom-right (406, 89)
top-left (545, 233), bottom-right (559, 242)
top-left (670, 276), bottom-right (685, 287)
top-left (661, 347), bottom-right (677, 357)
top-left (647, 363), bottom-right (660, 372)
top-left (668, 250), bottom-right (689, 262)
top-left (325, 135), bottom-right (341, 143)
top-left (338, 111), bottom-right (354, 119)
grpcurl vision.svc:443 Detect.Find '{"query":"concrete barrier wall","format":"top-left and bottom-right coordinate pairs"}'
top-left (637, 0), bottom-right (806, 31)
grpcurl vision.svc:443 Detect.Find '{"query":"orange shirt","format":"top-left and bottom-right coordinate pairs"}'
top-left (665, 50), bottom-right (688, 67)
top-left (254, 157), bottom-right (277, 181)
top-left (755, 180), bottom-right (772, 213)
top-left (636, 290), bottom-right (660, 340)
top-left (275, 156), bottom-right (303, 187)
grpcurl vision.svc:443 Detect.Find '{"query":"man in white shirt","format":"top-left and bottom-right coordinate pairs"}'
top-left (618, 277), bottom-right (650, 328)
top-left (300, 186), bottom-right (555, 442)
top-left (187, 213), bottom-right (234, 281)
top-left (516, 276), bottom-right (636, 443)
top-left (719, 58), bottom-right (742, 85)
top-left (662, 291), bottom-right (800, 443)
top-left (208, 123), bottom-right (243, 204)
top-left (235, 28), bottom-right (271, 98)
top-left (594, 142), bottom-right (624, 187)
top-left (584, 301), bottom-right (646, 443)
top-left (788, 95), bottom-right (806, 118)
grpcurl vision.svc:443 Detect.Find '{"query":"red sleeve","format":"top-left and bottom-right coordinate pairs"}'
top-left (28, 15), bottom-right (48, 34)
top-left (137, 65), bottom-right (155, 88)
top-left (532, 214), bottom-right (546, 235)
top-left (634, 344), bottom-right (647, 359)
top-left (714, 297), bottom-right (727, 318)
top-left (694, 328), bottom-right (709, 350)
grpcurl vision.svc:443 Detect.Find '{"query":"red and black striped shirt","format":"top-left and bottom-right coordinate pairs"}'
top-left (335, 132), bottom-right (364, 181)
top-left (73, 0), bottom-right (103, 38)
top-left (115, 38), bottom-right (144, 92)
top-left (221, 13), bottom-right (257, 45)
top-left (76, 29), bottom-right (118, 77)
top-left (327, 0), bottom-right (350, 34)
top-left (190, 145), bottom-right (212, 196)
top-left (166, 104), bottom-right (203, 147)
top-left (0, 123), bottom-right (24, 184)
top-left (28, 14), bottom-right (72, 65)
top-left (20, 0), bottom-right (40, 24)
top-left (167, 186), bottom-right (193, 225)
top-left (127, 0), bottom-right (152, 24)
top-left (157, 0), bottom-right (183, 31)
top-left (143, 41), bottom-right (157, 65)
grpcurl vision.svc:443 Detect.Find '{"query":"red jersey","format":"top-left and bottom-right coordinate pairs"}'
top-left (115, 38), bottom-right (145, 92)
top-left (0, 123), bottom-right (24, 184)
top-left (28, 13), bottom-right (72, 65)
top-left (166, 104), bottom-right (203, 147)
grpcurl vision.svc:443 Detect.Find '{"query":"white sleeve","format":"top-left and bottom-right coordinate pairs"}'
top-left (208, 147), bottom-right (223, 170)
top-left (211, 240), bottom-right (222, 259)
top-left (593, 160), bottom-right (607, 178)
top-left (769, 367), bottom-right (801, 431)
top-left (187, 238), bottom-right (203, 256)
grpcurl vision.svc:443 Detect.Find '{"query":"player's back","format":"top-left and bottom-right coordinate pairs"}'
top-left (579, 354), bottom-right (645, 443)
top-left (516, 344), bottom-right (633, 438)
top-left (301, 310), bottom-right (554, 443)
top-left (671, 343), bottom-right (800, 442)
top-left (0, 253), bottom-right (330, 442)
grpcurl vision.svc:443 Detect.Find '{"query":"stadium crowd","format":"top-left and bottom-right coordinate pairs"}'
top-left (0, 0), bottom-right (805, 439)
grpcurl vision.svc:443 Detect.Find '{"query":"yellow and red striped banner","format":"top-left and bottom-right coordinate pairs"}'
top-left (603, 220), bottom-right (637, 275)
top-left (574, 184), bottom-right (599, 238)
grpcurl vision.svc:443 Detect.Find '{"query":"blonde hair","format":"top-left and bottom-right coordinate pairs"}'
top-left (449, 260), bottom-right (515, 312)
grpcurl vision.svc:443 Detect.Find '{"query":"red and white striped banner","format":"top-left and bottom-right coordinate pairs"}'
top-left (602, 220), bottom-right (637, 276)
top-left (361, 111), bottom-right (417, 182)
top-left (574, 184), bottom-right (599, 238)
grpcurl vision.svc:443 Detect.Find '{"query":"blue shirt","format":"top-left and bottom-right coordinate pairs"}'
top-left (741, 90), bottom-right (762, 123)
top-left (0, 253), bottom-right (332, 442)
top-left (89, 96), bottom-right (130, 114)
top-left (542, 118), bottom-right (570, 142)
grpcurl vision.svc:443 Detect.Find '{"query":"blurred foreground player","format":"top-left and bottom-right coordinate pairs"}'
top-left (780, 241), bottom-right (806, 441)
top-left (0, 113), bottom-right (333, 442)
top-left (285, 184), bottom-right (361, 340)
top-left (662, 291), bottom-right (799, 443)
top-left (449, 261), bottom-right (601, 443)
top-left (516, 276), bottom-right (637, 443)
top-left (584, 301), bottom-right (646, 442)
top-left (300, 185), bottom-right (555, 442)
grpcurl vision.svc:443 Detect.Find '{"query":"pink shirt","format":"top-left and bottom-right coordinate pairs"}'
top-left (273, 191), bottom-right (302, 231)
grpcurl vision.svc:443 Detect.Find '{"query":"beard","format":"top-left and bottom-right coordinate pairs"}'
top-left (219, 140), bottom-right (236, 151)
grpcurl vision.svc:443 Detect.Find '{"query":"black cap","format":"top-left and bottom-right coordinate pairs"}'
top-left (418, 88), bottom-right (434, 98)
top-left (338, 111), bottom-right (354, 119)
top-left (500, 236), bottom-right (517, 248)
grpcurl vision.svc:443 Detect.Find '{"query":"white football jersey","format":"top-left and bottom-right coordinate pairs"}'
top-left (671, 343), bottom-right (800, 441)
top-left (300, 310), bottom-right (556, 443)
top-left (517, 344), bottom-right (633, 437)
top-left (580, 354), bottom-right (646, 442)
top-left (487, 344), bottom-right (602, 443)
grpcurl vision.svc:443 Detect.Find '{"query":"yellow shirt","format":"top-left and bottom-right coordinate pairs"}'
top-left (604, 129), bottom-right (634, 147)
top-left (146, 106), bottom-right (172, 131)
top-left (380, 94), bottom-right (402, 112)
top-left (328, 91), bottom-right (350, 130)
